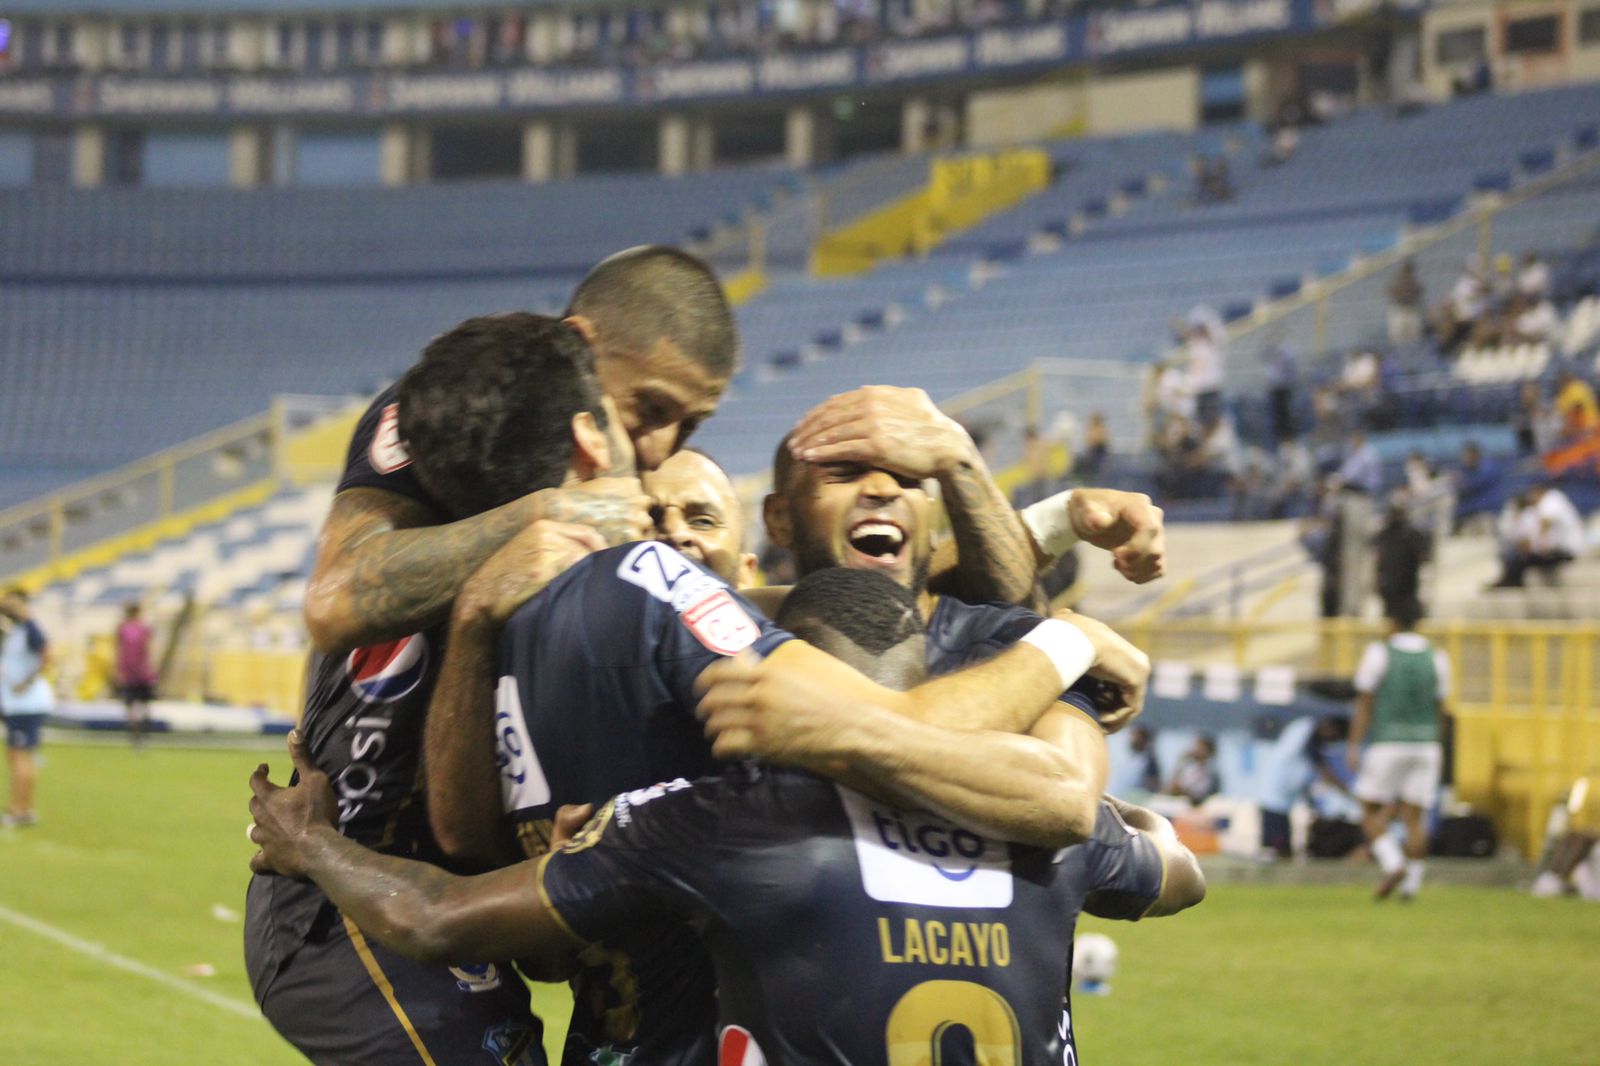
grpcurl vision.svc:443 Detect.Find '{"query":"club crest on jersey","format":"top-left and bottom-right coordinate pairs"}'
top-left (481, 1020), bottom-right (542, 1066)
top-left (719, 1026), bottom-right (767, 1066)
top-left (346, 634), bottom-right (430, 704)
top-left (838, 788), bottom-right (1013, 908)
top-left (450, 962), bottom-right (503, 993)
top-left (369, 403), bottom-right (412, 474)
top-left (617, 542), bottom-right (760, 655)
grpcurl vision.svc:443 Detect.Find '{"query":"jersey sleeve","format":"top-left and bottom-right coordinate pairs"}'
top-left (535, 779), bottom-right (720, 944)
top-left (609, 542), bottom-right (794, 707)
top-left (334, 390), bottom-right (439, 509)
top-left (1352, 641), bottom-right (1388, 695)
top-left (1080, 802), bottom-right (1167, 922)
top-left (1433, 650), bottom-right (1451, 700)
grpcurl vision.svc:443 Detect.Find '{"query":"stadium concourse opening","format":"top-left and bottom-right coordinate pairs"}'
top-left (3, 1), bottom-right (1600, 1061)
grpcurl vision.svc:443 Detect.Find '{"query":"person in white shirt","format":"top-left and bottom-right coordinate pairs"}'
top-left (1517, 252), bottom-right (1551, 300)
top-left (1184, 319), bottom-right (1225, 423)
top-left (1492, 483), bottom-right (1585, 587)
top-left (1510, 295), bottom-right (1560, 345)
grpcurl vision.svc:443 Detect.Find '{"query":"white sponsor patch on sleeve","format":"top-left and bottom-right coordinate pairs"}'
top-left (495, 675), bottom-right (552, 815)
top-left (837, 787), bottom-right (1013, 908)
top-left (368, 403), bottom-right (412, 474)
top-left (617, 542), bottom-right (760, 655)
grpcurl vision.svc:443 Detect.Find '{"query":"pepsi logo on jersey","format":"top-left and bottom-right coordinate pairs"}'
top-left (346, 634), bottom-right (430, 704)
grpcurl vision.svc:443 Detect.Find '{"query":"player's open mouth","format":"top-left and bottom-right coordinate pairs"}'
top-left (846, 520), bottom-right (908, 569)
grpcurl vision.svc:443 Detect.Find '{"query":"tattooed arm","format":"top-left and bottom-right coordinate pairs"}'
top-left (424, 522), bottom-right (605, 867)
top-left (786, 386), bottom-right (1036, 605)
top-left (303, 481), bottom-right (650, 655)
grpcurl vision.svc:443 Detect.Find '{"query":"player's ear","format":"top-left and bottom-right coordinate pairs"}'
top-left (564, 314), bottom-right (599, 349)
top-left (762, 492), bottom-right (793, 550)
top-left (570, 411), bottom-right (611, 479)
top-left (736, 552), bottom-right (759, 590)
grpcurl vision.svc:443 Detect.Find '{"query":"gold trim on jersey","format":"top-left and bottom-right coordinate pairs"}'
top-left (341, 915), bottom-right (439, 1066)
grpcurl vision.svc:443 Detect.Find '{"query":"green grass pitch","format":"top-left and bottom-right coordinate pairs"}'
top-left (1, 743), bottom-right (1597, 1065)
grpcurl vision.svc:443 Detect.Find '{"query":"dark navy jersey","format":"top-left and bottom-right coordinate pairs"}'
top-left (539, 770), bottom-right (1166, 1066)
top-left (927, 595), bottom-right (1113, 720)
top-left (249, 389), bottom-right (452, 953)
top-left (335, 383), bottom-right (439, 511)
top-left (494, 541), bottom-right (792, 827)
top-left (494, 540), bottom-right (791, 1066)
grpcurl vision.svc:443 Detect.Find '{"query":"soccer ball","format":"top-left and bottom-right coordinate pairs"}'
top-left (1073, 933), bottom-right (1119, 992)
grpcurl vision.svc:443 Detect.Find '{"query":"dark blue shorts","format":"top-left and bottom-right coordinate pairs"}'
top-left (4, 714), bottom-right (45, 751)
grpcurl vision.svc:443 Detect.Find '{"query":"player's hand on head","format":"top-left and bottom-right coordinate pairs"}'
top-left (1051, 610), bottom-right (1149, 732)
top-left (1068, 489), bottom-right (1166, 584)
top-left (788, 386), bottom-right (977, 481)
top-left (247, 730), bottom-right (337, 879)
top-left (536, 477), bottom-right (654, 548)
top-left (695, 646), bottom-right (867, 767)
top-left (460, 519), bottom-right (610, 626)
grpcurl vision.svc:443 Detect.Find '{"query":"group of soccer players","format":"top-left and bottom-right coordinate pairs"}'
top-left (243, 245), bottom-right (1207, 1066)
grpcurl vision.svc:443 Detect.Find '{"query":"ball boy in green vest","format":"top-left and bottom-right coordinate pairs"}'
top-left (1347, 604), bottom-right (1451, 901)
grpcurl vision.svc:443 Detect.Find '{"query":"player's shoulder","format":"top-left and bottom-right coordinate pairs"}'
top-left (928, 596), bottom-right (1042, 650)
top-left (562, 774), bottom-right (727, 856)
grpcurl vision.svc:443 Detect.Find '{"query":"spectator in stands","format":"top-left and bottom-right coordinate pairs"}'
top-left (1166, 734), bottom-right (1222, 806)
top-left (1194, 155), bottom-right (1234, 205)
top-left (1491, 482), bottom-right (1585, 587)
top-left (1338, 348), bottom-right (1384, 426)
top-left (1075, 411), bottom-right (1110, 479)
top-left (1183, 305), bottom-right (1227, 424)
top-left (1506, 290), bottom-right (1561, 346)
top-left (1452, 441), bottom-right (1506, 532)
top-left (1387, 259), bottom-right (1425, 347)
top-left (1513, 381), bottom-right (1557, 455)
top-left (1010, 426), bottom-right (1064, 509)
top-left (1554, 371), bottom-right (1600, 442)
top-left (1309, 385), bottom-right (1348, 467)
top-left (115, 602), bottom-right (158, 750)
top-left (1108, 724), bottom-right (1162, 798)
top-left (1260, 330), bottom-right (1297, 444)
top-left (1, 587), bottom-right (53, 828)
top-left (1259, 715), bottom-right (1350, 860)
top-left (1518, 252), bottom-right (1552, 300)
top-left (1333, 429), bottom-right (1382, 496)
top-left (1302, 483), bottom-right (1344, 617)
top-left (1262, 123), bottom-right (1300, 167)
top-left (1433, 259), bottom-right (1486, 352)
top-left (1374, 497), bottom-right (1430, 620)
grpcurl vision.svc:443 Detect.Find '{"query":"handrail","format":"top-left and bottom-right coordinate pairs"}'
top-left (0, 408), bottom-right (274, 531)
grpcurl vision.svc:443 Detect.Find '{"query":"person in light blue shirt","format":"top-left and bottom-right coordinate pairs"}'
top-left (2, 587), bottom-right (54, 827)
top-left (1258, 716), bottom-right (1350, 859)
top-left (1335, 430), bottom-right (1382, 496)
top-left (1107, 724), bottom-right (1162, 799)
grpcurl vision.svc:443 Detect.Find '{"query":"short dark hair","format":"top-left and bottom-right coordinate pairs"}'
top-left (1389, 602), bottom-right (1423, 632)
top-left (772, 432), bottom-right (800, 497)
top-left (399, 313), bottom-right (605, 519)
top-left (776, 567), bottom-right (922, 656)
top-left (567, 246), bottom-right (738, 377)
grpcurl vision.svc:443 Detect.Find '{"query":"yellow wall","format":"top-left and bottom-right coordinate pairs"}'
top-left (812, 149), bottom-right (1051, 277)
top-left (209, 648), bottom-right (305, 719)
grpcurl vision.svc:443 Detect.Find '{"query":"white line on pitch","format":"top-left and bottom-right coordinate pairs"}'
top-left (0, 901), bottom-right (263, 1021)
